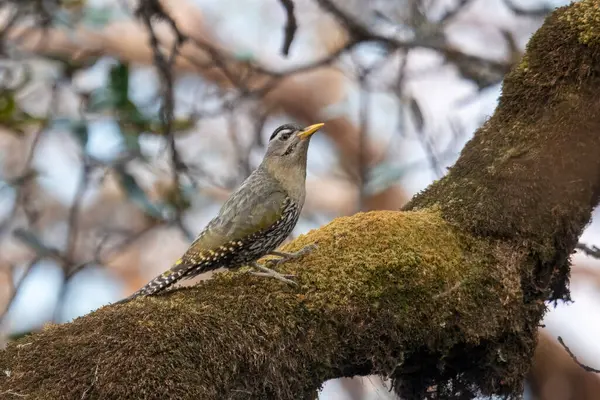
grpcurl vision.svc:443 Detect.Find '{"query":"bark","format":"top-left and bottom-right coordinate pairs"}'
top-left (2, 2), bottom-right (600, 399)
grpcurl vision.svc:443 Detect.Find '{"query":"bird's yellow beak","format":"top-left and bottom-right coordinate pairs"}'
top-left (297, 123), bottom-right (324, 140)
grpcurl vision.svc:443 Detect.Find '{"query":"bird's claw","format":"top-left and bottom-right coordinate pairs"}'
top-left (266, 243), bottom-right (318, 267)
top-left (250, 264), bottom-right (297, 286)
top-left (265, 259), bottom-right (281, 267)
top-left (251, 271), bottom-right (296, 280)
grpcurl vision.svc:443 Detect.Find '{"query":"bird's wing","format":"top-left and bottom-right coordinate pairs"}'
top-left (174, 174), bottom-right (288, 267)
top-left (205, 180), bottom-right (288, 244)
top-left (116, 176), bottom-right (289, 300)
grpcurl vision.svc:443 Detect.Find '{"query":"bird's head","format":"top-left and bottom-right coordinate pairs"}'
top-left (261, 122), bottom-right (324, 193)
top-left (263, 122), bottom-right (324, 165)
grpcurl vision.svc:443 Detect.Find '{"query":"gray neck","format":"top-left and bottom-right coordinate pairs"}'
top-left (259, 158), bottom-right (307, 204)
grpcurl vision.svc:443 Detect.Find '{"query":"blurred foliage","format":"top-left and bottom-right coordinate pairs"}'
top-left (0, 89), bottom-right (45, 132)
top-left (0, 66), bottom-right (45, 132)
top-left (89, 62), bottom-right (194, 138)
top-left (13, 228), bottom-right (59, 259)
top-left (113, 165), bottom-right (165, 221)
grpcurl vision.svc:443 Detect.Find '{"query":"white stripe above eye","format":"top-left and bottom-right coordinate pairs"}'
top-left (270, 127), bottom-right (294, 141)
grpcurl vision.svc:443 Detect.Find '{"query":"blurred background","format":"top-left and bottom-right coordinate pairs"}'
top-left (0, 0), bottom-right (598, 398)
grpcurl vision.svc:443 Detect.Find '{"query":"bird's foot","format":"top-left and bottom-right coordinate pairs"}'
top-left (267, 244), bottom-right (318, 267)
top-left (251, 262), bottom-right (297, 286)
top-left (251, 272), bottom-right (296, 279)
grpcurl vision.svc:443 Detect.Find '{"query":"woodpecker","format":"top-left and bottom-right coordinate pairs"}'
top-left (115, 122), bottom-right (323, 304)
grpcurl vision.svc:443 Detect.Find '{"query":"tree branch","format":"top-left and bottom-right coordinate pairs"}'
top-left (278, 0), bottom-right (297, 57)
top-left (557, 336), bottom-right (600, 374)
top-left (575, 242), bottom-right (600, 259)
top-left (0, 210), bottom-right (531, 399)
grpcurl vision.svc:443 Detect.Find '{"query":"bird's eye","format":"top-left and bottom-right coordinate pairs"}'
top-left (269, 125), bottom-right (298, 141)
top-left (269, 128), bottom-right (288, 141)
top-left (278, 130), bottom-right (292, 141)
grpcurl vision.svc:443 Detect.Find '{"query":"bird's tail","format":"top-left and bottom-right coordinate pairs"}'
top-left (112, 268), bottom-right (188, 305)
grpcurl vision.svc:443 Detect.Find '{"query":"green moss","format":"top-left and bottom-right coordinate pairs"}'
top-left (406, 2), bottom-right (600, 302)
top-left (559, 0), bottom-right (600, 45)
top-left (252, 209), bottom-right (489, 312)
top-left (516, 54), bottom-right (529, 73)
top-left (0, 210), bottom-right (534, 399)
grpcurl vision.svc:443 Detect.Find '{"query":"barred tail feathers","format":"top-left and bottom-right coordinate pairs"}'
top-left (137, 268), bottom-right (188, 297)
top-left (112, 252), bottom-right (226, 305)
top-left (112, 268), bottom-right (187, 305)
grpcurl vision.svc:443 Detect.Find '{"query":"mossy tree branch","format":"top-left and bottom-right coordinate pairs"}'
top-left (2, 2), bottom-right (600, 399)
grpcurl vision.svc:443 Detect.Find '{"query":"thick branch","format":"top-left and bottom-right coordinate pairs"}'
top-left (0, 211), bottom-right (529, 399)
top-left (406, 0), bottom-right (600, 301)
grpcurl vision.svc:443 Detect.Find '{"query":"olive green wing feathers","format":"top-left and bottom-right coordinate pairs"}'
top-left (204, 184), bottom-right (288, 245)
top-left (175, 174), bottom-right (288, 266)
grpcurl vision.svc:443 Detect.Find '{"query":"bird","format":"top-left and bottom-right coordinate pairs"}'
top-left (114, 122), bottom-right (324, 304)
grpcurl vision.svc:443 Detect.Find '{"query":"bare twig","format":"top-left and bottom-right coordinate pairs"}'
top-left (502, 0), bottom-right (553, 18)
top-left (80, 362), bottom-right (100, 399)
top-left (314, 0), bottom-right (372, 42)
top-left (278, 0), bottom-right (297, 57)
top-left (439, 0), bottom-right (477, 24)
top-left (64, 161), bottom-right (91, 264)
top-left (0, 114), bottom-right (50, 236)
top-left (0, 6), bottom-right (23, 54)
top-left (433, 281), bottom-right (463, 300)
top-left (136, 1), bottom-right (194, 241)
top-left (0, 389), bottom-right (28, 397)
top-left (575, 242), bottom-right (600, 259)
top-left (357, 71), bottom-right (369, 211)
top-left (225, 107), bottom-right (250, 181)
top-left (557, 336), bottom-right (600, 374)
top-left (96, 224), bottom-right (165, 263)
top-left (0, 258), bottom-right (39, 324)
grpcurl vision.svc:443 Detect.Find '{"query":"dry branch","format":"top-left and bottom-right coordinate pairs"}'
top-left (529, 332), bottom-right (600, 400)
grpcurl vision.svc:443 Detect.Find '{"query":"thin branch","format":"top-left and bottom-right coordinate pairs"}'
top-left (0, 106), bottom-right (51, 236)
top-left (0, 389), bottom-right (28, 397)
top-left (314, 0), bottom-right (373, 42)
top-left (502, 0), bottom-right (553, 18)
top-left (64, 161), bottom-right (91, 264)
top-left (439, 0), bottom-right (476, 24)
top-left (557, 336), bottom-right (600, 374)
top-left (357, 71), bottom-right (369, 211)
top-left (80, 362), bottom-right (100, 399)
top-left (225, 106), bottom-right (250, 181)
top-left (432, 281), bottom-right (463, 300)
top-left (96, 223), bottom-right (166, 263)
top-left (575, 242), bottom-right (600, 259)
top-left (136, 1), bottom-right (194, 241)
top-left (0, 258), bottom-right (39, 325)
top-left (278, 0), bottom-right (297, 57)
top-left (182, 0), bottom-right (509, 85)
top-left (0, 5), bottom-right (23, 54)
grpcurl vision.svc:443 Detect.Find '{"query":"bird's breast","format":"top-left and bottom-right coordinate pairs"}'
top-left (230, 199), bottom-right (301, 264)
